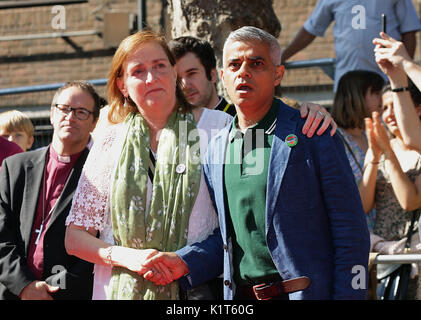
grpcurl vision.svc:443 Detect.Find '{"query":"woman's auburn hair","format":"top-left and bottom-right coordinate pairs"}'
top-left (107, 30), bottom-right (193, 124)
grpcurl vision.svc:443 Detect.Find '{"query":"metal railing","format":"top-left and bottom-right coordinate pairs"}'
top-left (0, 58), bottom-right (337, 97)
top-left (374, 254), bottom-right (421, 264)
top-left (0, 79), bottom-right (108, 149)
top-left (0, 58), bottom-right (336, 149)
top-left (0, 30), bottom-right (101, 42)
top-left (0, 0), bottom-right (88, 10)
top-left (371, 253), bottom-right (421, 300)
top-left (284, 57), bottom-right (335, 80)
top-left (0, 78), bottom-right (108, 96)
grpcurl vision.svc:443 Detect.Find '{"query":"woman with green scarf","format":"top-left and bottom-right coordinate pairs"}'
top-left (64, 30), bottom-right (229, 300)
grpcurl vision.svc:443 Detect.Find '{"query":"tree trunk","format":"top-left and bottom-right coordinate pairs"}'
top-left (167, 0), bottom-right (281, 95)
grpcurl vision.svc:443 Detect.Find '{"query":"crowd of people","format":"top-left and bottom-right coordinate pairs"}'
top-left (0, 2), bottom-right (421, 301)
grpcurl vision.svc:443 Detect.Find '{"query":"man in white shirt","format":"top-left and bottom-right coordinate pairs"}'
top-left (169, 36), bottom-right (236, 116)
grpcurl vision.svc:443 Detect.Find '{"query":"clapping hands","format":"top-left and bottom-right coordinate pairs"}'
top-left (365, 111), bottom-right (392, 158)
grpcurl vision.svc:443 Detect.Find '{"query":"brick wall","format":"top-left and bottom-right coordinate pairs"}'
top-left (275, 0), bottom-right (421, 87)
top-left (0, 0), bottom-right (164, 111)
top-left (0, 0), bottom-right (420, 112)
top-left (275, 0), bottom-right (334, 87)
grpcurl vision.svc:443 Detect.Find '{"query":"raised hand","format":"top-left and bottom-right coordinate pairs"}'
top-left (373, 32), bottom-right (411, 83)
top-left (300, 102), bottom-right (337, 137)
top-left (373, 32), bottom-right (412, 69)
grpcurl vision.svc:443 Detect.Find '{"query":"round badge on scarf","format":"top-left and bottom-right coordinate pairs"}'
top-left (285, 134), bottom-right (298, 147)
top-left (176, 163), bottom-right (186, 174)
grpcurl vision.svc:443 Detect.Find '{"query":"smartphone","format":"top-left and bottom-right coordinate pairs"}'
top-left (382, 14), bottom-right (387, 33)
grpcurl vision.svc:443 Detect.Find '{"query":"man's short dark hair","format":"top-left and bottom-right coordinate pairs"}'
top-left (168, 36), bottom-right (216, 81)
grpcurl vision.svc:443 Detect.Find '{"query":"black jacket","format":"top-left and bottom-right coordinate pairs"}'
top-left (0, 146), bottom-right (93, 300)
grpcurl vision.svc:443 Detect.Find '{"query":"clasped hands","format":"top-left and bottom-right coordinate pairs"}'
top-left (365, 111), bottom-right (392, 161)
top-left (130, 249), bottom-right (188, 286)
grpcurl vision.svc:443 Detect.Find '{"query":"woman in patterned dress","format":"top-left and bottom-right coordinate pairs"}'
top-left (365, 85), bottom-right (421, 299)
top-left (331, 70), bottom-right (385, 231)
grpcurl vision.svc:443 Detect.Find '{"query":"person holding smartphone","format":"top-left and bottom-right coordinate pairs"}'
top-left (282, 1), bottom-right (421, 92)
top-left (374, 32), bottom-right (421, 152)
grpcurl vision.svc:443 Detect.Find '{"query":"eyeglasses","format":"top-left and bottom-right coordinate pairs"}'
top-left (54, 104), bottom-right (94, 120)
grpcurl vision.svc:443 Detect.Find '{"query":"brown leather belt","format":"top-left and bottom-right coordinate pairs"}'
top-left (239, 276), bottom-right (311, 300)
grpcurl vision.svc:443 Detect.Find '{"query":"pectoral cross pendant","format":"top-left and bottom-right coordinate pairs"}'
top-left (34, 224), bottom-right (43, 245)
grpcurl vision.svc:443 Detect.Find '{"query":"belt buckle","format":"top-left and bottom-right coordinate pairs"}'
top-left (252, 282), bottom-right (278, 300)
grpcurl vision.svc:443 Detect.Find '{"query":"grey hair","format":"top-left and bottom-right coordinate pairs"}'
top-left (222, 26), bottom-right (282, 67)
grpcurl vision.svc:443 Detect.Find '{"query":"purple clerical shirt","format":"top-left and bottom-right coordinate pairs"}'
top-left (27, 146), bottom-right (82, 279)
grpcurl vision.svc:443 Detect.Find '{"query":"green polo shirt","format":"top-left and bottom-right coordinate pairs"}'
top-left (224, 99), bottom-right (279, 285)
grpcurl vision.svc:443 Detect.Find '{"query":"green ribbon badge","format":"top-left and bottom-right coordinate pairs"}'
top-left (285, 134), bottom-right (298, 147)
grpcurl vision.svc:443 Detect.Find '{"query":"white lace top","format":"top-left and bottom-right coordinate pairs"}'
top-left (66, 108), bottom-right (233, 299)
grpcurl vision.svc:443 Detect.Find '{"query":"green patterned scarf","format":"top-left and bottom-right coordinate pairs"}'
top-left (109, 110), bottom-right (201, 300)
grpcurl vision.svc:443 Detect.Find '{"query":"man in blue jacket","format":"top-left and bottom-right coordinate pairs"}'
top-left (143, 26), bottom-right (370, 300)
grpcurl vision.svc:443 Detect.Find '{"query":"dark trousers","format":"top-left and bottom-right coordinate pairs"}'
top-left (180, 277), bottom-right (224, 300)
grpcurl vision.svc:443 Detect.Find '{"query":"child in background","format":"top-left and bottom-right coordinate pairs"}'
top-left (0, 110), bottom-right (34, 151)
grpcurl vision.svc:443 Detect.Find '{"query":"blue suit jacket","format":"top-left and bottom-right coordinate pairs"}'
top-left (177, 100), bottom-right (370, 299)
